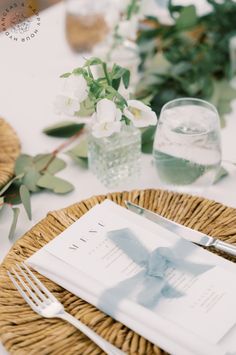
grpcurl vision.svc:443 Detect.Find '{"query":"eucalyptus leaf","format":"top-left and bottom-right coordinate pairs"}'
top-left (14, 154), bottom-right (33, 175)
top-left (67, 152), bottom-right (88, 167)
top-left (19, 185), bottom-right (32, 220)
top-left (34, 154), bottom-right (66, 174)
top-left (23, 168), bottom-right (41, 192)
top-left (0, 174), bottom-right (24, 196)
top-left (37, 173), bottom-right (74, 194)
top-left (8, 207), bottom-right (20, 241)
top-left (43, 121), bottom-right (84, 137)
top-left (4, 183), bottom-right (22, 205)
top-left (66, 139), bottom-right (88, 158)
top-left (66, 139), bottom-right (88, 167)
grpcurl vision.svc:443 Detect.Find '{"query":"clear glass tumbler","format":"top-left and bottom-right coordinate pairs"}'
top-left (153, 98), bottom-right (222, 193)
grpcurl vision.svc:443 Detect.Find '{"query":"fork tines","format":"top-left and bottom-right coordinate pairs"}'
top-left (7, 263), bottom-right (54, 310)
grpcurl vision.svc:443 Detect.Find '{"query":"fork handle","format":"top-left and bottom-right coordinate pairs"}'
top-left (58, 311), bottom-right (125, 355)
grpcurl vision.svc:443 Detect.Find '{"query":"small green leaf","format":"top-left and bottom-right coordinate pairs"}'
top-left (23, 168), bottom-right (41, 192)
top-left (112, 78), bottom-right (121, 91)
top-left (176, 5), bottom-right (197, 30)
top-left (34, 155), bottom-right (66, 174)
top-left (4, 183), bottom-right (22, 205)
top-left (14, 154), bottom-right (33, 175)
top-left (122, 70), bottom-right (131, 89)
top-left (214, 166), bottom-right (229, 184)
top-left (67, 152), bottom-right (88, 167)
top-left (84, 57), bottom-right (103, 66)
top-left (19, 185), bottom-right (32, 220)
top-left (141, 126), bottom-right (156, 154)
top-left (112, 64), bottom-right (127, 80)
top-left (0, 174), bottom-right (24, 196)
top-left (8, 207), bottom-right (20, 241)
top-left (66, 139), bottom-right (88, 167)
top-left (72, 68), bottom-right (84, 75)
top-left (37, 173), bottom-right (74, 194)
top-left (60, 72), bottom-right (71, 78)
top-left (66, 139), bottom-right (88, 158)
top-left (77, 98), bottom-right (95, 117)
top-left (43, 121), bottom-right (84, 137)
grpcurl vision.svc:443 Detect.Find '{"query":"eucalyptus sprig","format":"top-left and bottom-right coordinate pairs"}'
top-left (0, 125), bottom-right (84, 240)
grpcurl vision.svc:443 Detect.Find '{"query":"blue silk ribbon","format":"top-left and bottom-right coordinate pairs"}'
top-left (98, 228), bottom-right (214, 315)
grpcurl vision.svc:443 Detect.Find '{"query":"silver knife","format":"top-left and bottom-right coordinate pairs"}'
top-left (125, 201), bottom-right (236, 257)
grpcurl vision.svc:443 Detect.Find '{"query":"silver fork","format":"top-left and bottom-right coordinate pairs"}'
top-left (7, 263), bottom-right (125, 355)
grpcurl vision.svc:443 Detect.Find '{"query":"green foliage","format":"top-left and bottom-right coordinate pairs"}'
top-left (175, 5), bottom-right (197, 30)
top-left (141, 126), bottom-right (156, 153)
top-left (8, 208), bottom-right (20, 241)
top-left (0, 152), bottom-right (73, 240)
top-left (37, 173), bottom-right (74, 194)
top-left (43, 121), bottom-right (84, 137)
top-left (137, 0), bottom-right (236, 124)
top-left (66, 139), bottom-right (88, 167)
top-left (19, 185), bottom-right (32, 220)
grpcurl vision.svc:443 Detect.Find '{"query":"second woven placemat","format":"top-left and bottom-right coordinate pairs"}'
top-left (0, 189), bottom-right (236, 354)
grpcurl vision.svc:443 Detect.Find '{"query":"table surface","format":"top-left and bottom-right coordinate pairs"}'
top-left (0, 1), bottom-right (236, 354)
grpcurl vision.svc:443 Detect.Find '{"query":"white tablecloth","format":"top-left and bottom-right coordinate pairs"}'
top-left (0, 1), bottom-right (236, 354)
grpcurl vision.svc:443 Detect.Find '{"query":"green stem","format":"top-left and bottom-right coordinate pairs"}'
top-left (87, 65), bottom-right (94, 79)
top-left (40, 128), bottom-right (85, 173)
top-left (102, 63), bottom-right (111, 86)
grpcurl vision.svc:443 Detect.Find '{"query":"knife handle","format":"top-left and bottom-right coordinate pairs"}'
top-left (214, 240), bottom-right (236, 257)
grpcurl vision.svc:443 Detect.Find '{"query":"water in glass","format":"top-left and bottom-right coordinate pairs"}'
top-left (153, 99), bottom-right (221, 193)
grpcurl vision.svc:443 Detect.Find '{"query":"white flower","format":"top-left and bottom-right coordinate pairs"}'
top-left (92, 98), bottom-right (122, 138)
top-left (54, 95), bottom-right (80, 117)
top-left (124, 100), bottom-right (157, 128)
top-left (117, 16), bottom-right (139, 40)
top-left (63, 74), bottom-right (88, 102)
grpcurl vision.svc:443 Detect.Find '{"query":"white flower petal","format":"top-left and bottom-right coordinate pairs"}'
top-left (117, 17), bottom-right (139, 40)
top-left (124, 100), bottom-right (157, 127)
top-left (96, 98), bottom-right (119, 122)
top-left (118, 82), bottom-right (132, 100)
top-left (63, 74), bottom-right (88, 102)
top-left (54, 95), bottom-right (80, 117)
top-left (140, 110), bottom-right (157, 126)
top-left (92, 121), bottom-right (121, 138)
top-left (124, 107), bottom-right (134, 121)
top-left (127, 100), bottom-right (152, 112)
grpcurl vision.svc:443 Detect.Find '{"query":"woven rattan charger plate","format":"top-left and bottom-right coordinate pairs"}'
top-left (0, 118), bottom-right (21, 189)
top-left (1, 189), bottom-right (236, 355)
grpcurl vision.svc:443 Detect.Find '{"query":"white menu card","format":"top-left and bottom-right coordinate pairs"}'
top-left (28, 200), bottom-right (236, 355)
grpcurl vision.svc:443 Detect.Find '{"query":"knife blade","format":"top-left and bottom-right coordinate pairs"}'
top-left (125, 201), bottom-right (236, 257)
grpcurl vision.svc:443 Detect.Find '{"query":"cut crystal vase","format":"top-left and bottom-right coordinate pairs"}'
top-left (88, 124), bottom-right (141, 188)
